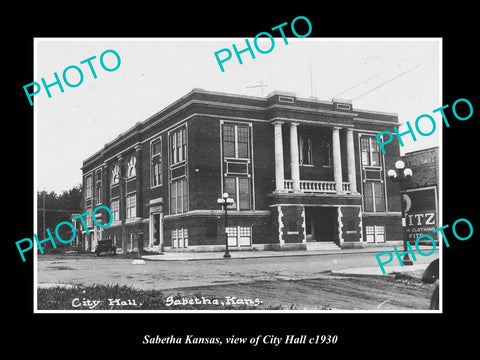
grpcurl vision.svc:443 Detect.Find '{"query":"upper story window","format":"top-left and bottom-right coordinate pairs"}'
top-left (320, 139), bottom-right (331, 167)
top-left (170, 177), bottom-right (188, 214)
top-left (126, 193), bottom-right (136, 219)
top-left (111, 198), bottom-right (119, 221)
top-left (111, 163), bottom-right (120, 185)
top-left (151, 138), bottom-right (162, 187)
top-left (170, 127), bottom-right (186, 165)
top-left (95, 169), bottom-right (102, 204)
top-left (361, 136), bottom-right (381, 167)
top-left (86, 206), bottom-right (93, 228)
top-left (127, 155), bottom-right (136, 178)
top-left (85, 175), bottom-right (93, 199)
top-left (363, 182), bottom-right (386, 212)
top-left (299, 136), bottom-right (312, 165)
top-left (360, 135), bottom-right (385, 213)
top-left (222, 124), bottom-right (250, 159)
top-left (225, 176), bottom-right (251, 211)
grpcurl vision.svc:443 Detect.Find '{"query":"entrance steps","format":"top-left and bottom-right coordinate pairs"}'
top-left (306, 241), bottom-right (341, 251)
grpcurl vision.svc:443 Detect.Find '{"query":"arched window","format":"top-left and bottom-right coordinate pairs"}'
top-left (127, 156), bottom-right (136, 178)
top-left (111, 163), bottom-right (120, 185)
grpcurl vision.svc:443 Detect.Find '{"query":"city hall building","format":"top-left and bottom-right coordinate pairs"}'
top-left (80, 88), bottom-right (404, 253)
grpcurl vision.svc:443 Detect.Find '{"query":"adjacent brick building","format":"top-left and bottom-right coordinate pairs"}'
top-left (80, 88), bottom-right (405, 253)
top-left (401, 147), bottom-right (440, 243)
top-left (402, 147), bottom-right (439, 191)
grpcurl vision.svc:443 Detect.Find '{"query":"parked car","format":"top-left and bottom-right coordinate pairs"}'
top-left (94, 239), bottom-right (116, 257)
top-left (422, 258), bottom-right (439, 310)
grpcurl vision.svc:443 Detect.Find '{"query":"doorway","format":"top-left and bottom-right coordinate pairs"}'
top-left (150, 212), bottom-right (163, 251)
top-left (304, 207), bottom-right (336, 242)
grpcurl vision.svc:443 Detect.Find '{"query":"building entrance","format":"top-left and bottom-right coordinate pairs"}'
top-left (149, 212), bottom-right (163, 251)
top-left (305, 207), bottom-right (336, 242)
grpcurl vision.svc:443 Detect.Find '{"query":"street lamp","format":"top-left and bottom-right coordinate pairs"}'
top-left (217, 192), bottom-right (235, 258)
top-left (387, 160), bottom-right (414, 266)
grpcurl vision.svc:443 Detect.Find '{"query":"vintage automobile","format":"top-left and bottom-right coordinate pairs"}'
top-left (422, 258), bottom-right (439, 310)
top-left (94, 239), bottom-right (116, 257)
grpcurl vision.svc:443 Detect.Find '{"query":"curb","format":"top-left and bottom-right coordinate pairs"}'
top-left (141, 247), bottom-right (408, 262)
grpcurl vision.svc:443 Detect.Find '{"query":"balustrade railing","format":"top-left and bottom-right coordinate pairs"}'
top-left (283, 180), bottom-right (351, 193)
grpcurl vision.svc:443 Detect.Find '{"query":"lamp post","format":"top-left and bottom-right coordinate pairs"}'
top-left (387, 160), bottom-right (414, 266)
top-left (217, 192), bottom-right (234, 258)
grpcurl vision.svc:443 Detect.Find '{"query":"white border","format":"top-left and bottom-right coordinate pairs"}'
top-left (34, 37), bottom-right (442, 314)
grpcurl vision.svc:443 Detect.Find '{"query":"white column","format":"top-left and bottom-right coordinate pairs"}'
top-left (290, 123), bottom-right (300, 192)
top-left (346, 128), bottom-right (358, 194)
top-left (332, 127), bottom-right (344, 194)
top-left (273, 121), bottom-right (285, 192)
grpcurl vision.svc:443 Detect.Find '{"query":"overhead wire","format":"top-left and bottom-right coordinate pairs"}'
top-left (332, 57), bottom-right (410, 99)
top-left (351, 60), bottom-right (427, 101)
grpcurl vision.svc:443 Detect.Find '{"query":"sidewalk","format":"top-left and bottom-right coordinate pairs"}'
top-left (331, 263), bottom-right (429, 277)
top-left (142, 246), bottom-right (436, 277)
top-left (142, 245), bottom-right (436, 261)
top-left (141, 246), bottom-right (385, 261)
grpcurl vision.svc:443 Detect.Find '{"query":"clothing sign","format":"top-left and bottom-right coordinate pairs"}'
top-left (403, 187), bottom-right (438, 243)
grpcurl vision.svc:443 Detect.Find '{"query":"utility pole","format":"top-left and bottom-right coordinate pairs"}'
top-left (43, 189), bottom-right (46, 241)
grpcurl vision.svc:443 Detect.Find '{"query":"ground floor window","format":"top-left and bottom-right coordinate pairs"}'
top-left (226, 226), bottom-right (252, 247)
top-left (365, 225), bottom-right (385, 243)
top-left (172, 228), bottom-right (188, 248)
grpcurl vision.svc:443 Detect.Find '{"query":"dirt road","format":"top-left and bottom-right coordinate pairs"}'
top-left (36, 253), bottom-right (437, 310)
top-left (160, 271), bottom-right (434, 310)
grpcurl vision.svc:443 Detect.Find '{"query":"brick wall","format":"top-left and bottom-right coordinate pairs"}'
top-left (81, 89), bottom-right (404, 251)
top-left (402, 147), bottom-right (439, 191)
top-left (163, 214), bottom-right (272, 247)
top-left (188, 116), bottom-right (222, 211)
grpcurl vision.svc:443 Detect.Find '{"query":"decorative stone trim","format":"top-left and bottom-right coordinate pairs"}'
top-left (301, 207), bottom-right (306, 243)
top-left (337, 206), bottom-right (344, 244)
top-left (278, 205), bottom-right (284, 245)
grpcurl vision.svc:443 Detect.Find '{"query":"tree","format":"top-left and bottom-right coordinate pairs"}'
top-left (37, 184), bottom-right (82, 249)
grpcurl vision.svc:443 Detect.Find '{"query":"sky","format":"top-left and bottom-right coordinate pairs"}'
top-left (35, 38), bottom-right (441, 193)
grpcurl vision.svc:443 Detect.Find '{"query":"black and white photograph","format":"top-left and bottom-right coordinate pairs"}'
top-left (8, 7), bottom-right (479, 356)
top-left (33, 37), bottom-right (441, 312)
